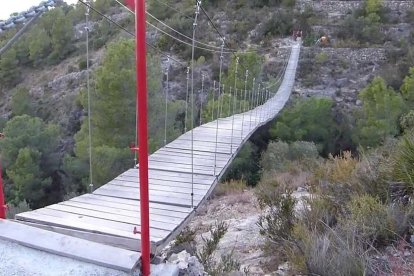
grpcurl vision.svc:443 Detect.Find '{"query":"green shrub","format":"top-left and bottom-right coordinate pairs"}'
top-left (301, 197), bottom-right (339, 233)
top-left (78, 59), bottom-right (87, 71)
top-left (269, 97), bottom-right (337, 156)
top-left (289, 141), bottom-right (319, 161)
top-left (353, 77), bottom-right (405, 148)
top-left (392, 132), bottom-right (414, 192)
top-left (345, 194), bottom-right (388, 243)
top-left (291, 224), bottom-right (369, 276)
top-left (6, 200), bottom-right (31, 219)
top-left (261, 140), bottom-right (319, 172)
top-left (222, 142), bottom-right (260, 185)
top-left (407, 8), bottom-right (414, 23)
top-left (255, 9), bottom-right (293, 40)
top-left (196, 221), bottom-right (241, 275)
top-left (214, 179), bottom-right (246, 197)
top-left (256, 178), bottom-right (296, 243)
top-left (400, 111), bottom-right (414, 133)
top-left (315, 52), bottom-right (329, 64)
top-left (261, 141), bottom-right (289, 171)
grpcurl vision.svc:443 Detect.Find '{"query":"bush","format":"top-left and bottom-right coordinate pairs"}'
top-left (78, 59), bottom-right (87, 71)
top-left (291, 224), bottom-right (369, 276)
top-left (214, 179), bottom-right (246, 197)
top-left (261, 140), bottom-right (319, 172)
top-left (315, 52), bottom-right (329, 64)
top-left (289, 141), bottom-right (319, 161)
top-left (255, 9), bottom-right (293, 41)
top-left (196, 221), bottom-right (241, 275)
top-left (345, 194), bottom-right (389, 243)
top-left (222, 142), bottom-right (260, 185)
top-left (353, 77), bottom-right (405, 148)
top-left (256, 178), bottom-right (296, 243)
top-left (261, 141), bottom-right (289, 171)
top-left (6, 200), bottom-right (31, 219)
top-left (392, 132), bottom-right (414, 193)
top-left (313, 151), bottom-right (358, 186)
top-left (407, 8), bottom-right (414, 23)
top-left (269, 97), bottom-right (337, 155)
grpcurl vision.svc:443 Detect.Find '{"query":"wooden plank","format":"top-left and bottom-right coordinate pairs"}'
top-left (108, 179), bottom-right (209, 195)
top-left (147, 164), bottom-right (217, 176)
top-left (157, 147), bottom-right (231, 159)
top-left (120, 169), bottom-right (216, 185)
top-left (68, 196), bottom-right (190, 219)
top-left (149, 156), bottom-right (228, 168)
top-left (66, 198), bottom-right (188, 221)
top-left (165, 144), bottom-right (235, 154)
top-left (150, 156), bottom-right (227, 168)
top-left (152, 150), bottom-right (230, 161)
top-left (96, 184), bottom-right (204, 201)
top-left (94, 186), bottom-right (202, 207)
top-left (173, 135), bottom-right (241, 145)
top-left (167, 141), bottom-right (236, 151)
top-left (167, 141), bottom-right (240, 152)
top-left (146, 163), bottom-right (217, 175)
top-left (178, 135), bottom-right (243, 144)
top-left (80, 194), bottom-right (192, 214)
top-left (17, 208), bottom-right (168, 240)
top-left (122, 168), bottom-right (217, 179)
top-left (17, 221), bottom-right (143, 252)
top-left (166, 141), bottom-right (232, 152)
top-left (46, 204), bottom-right (179, 231)
top-left (93, 188), bottom-right (199, 208)
top-left (151, 150), bottom-right (230, 162)
top-left (114, 176), bottom-right (212, 190)
top-left (16, 211), bottom-right (143, 240)
top-left (155, 147), bottom-right (231, 158)
top-left (0, 220), bottom-right (140, 272)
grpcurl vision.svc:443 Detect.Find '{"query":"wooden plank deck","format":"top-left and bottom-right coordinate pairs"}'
top-left (1, 44), bottom-right (300, 270)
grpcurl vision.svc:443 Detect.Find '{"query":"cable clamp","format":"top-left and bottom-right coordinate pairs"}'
top-left (133, 226), bottom-right (140, 235)
top-left (129, 142), bottom-right (139, 153)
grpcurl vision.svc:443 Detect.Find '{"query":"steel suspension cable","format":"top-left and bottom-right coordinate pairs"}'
top-left (152, 0), bottom-right (194, 20)
top-left (219, 83), bottom-right (225, 118)
top-left (199, 74), bottom-right (205, 125)
top-left (190, 1), bottom-right (201, 209)
top-left (115, 0), bottom-right (241, 54)
top-left (79, 0), bottom-right (186, 67)
top-left (230, 57), bottom-right (239, 154)
top-left (241, 69), bottom-right (248, 139)
top-left (184, 67), bottom-right (190, 133)
top-left (211, 80), bottom-right (216, 122)
top-left (249, 77), bottom-right (256, 130)
top-left (227, 86), bottom-right (232, 118)
top-left (146, 12), bottom-right (233, 51)
top-left (164, 58), bottom-right (170, 145)
top-left (85, 2), bottom-right (94, 193)
top-left (213, 39), bottom-right (225, 176)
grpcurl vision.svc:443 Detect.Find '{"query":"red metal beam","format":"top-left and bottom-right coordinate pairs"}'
top-left (134, 0), bottom-right (151, 275)
top-left (0, 133), bottom-right (6, 219)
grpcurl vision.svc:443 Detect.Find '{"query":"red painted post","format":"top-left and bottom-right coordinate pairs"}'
top-left (134, 0), bottom-right (151, 275)
top-left (0, 133), bottom-right (6, 219)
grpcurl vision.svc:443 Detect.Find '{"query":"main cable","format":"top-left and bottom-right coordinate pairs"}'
top-left (78, 0), bottom-right (186, 67)
top-left (114, 0), bottom-right (235, 54)
top-left (85, 1), bottom-right (94, 193)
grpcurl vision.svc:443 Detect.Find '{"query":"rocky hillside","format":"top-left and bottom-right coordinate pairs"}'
top-left (294, 0), bottom-right (414, 109)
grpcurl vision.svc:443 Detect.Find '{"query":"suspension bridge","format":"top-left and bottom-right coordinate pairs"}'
top-left (0, 42), bottom-right (300, 272)
top-left (0, 0), bottom-right (301, 274)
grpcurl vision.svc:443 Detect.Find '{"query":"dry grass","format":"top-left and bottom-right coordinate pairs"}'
top-left (214, 179), bottom-right (247, 197)
top-left (313, 151), bottom-right (358, 185)
top-left (273, 170), bottom-right (312, 190)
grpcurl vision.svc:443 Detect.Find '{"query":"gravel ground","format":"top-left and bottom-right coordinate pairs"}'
top-left (0, 240), bottom-right (130, 276)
